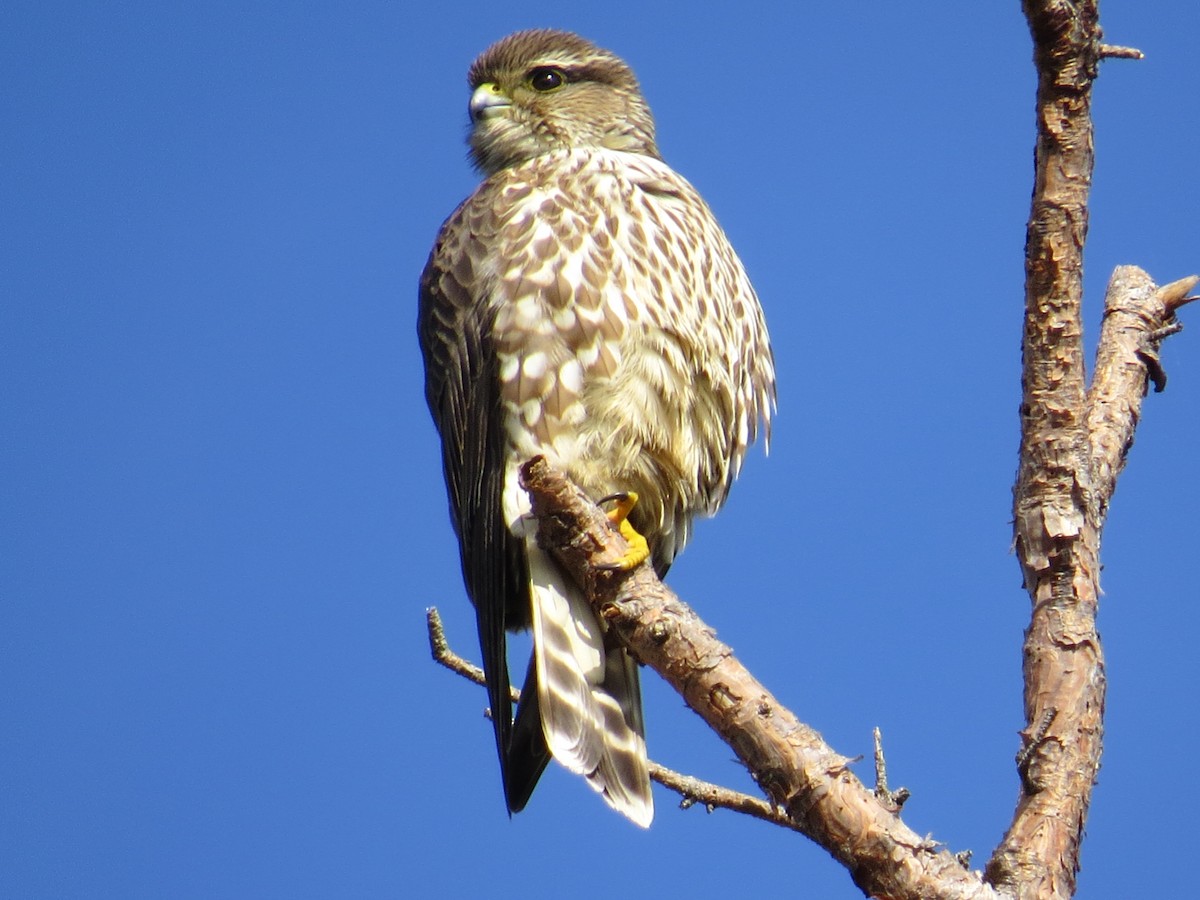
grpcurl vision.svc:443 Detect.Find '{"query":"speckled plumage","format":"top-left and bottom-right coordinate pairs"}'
top-left (419, 29), bottom-right (774, 826)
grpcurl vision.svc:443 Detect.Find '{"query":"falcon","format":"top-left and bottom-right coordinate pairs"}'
top-left (418, 29), bottom-right (775, 827)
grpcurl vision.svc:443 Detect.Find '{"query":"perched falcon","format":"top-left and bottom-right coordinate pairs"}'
top-left (419, 29), bottom-right (775, 827)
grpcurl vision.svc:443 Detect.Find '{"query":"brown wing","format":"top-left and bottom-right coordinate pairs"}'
top-left (417, 197), bottom-right (548, 811)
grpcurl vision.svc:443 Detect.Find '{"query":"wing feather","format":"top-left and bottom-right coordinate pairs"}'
top-left (418, 200), bottom-right (543, 811)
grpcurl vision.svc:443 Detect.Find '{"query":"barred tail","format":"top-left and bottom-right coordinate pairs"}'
top-left (525, 545), bottom-right (652, 827)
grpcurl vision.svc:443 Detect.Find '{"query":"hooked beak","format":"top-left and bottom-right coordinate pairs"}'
top-left (469, 83), bottom-right (511, 121)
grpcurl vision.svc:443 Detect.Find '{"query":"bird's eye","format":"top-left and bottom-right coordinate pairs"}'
top-left (529, 67), bottom-right (566, 92)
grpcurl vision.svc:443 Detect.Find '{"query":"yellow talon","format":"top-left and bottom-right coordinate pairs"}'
top-left (598, 491), bottom-right (651, 570)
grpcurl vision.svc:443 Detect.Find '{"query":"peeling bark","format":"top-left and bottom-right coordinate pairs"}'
top-left (986, 4), bottom-right (1191, 900)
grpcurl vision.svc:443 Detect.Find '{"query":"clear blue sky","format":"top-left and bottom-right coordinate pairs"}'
top-left (4, 2), bottom-right (1197, 897)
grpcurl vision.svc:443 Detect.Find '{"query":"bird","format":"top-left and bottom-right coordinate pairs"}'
top-left (418, 28), bottom-right (775, 827)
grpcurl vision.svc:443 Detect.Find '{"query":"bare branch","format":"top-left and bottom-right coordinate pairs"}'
top-left (995, 4), bottom-right (1106, 898)
top-left (1086, 267), bottom-right (1192, 512)
top-left (1158, 274), bottom-right (1200, 313)
top-left (427, 607), bottom-right (492, 691)
top-left (520, 457), bottom-right (999, 900)
top-left (995, 4), bottom-right (1193, 898)
top-left (648, 764), bottom-right (801, 833)
top-left (873, 727), bottom-right (911, 812)
top-left (1098, 43), bottom-right (1144, 59)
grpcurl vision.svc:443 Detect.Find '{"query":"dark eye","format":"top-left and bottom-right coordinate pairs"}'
top-left (529, 67), bottom-right (565, 92)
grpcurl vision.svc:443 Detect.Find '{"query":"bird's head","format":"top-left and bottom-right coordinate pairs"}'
top-left (465, 29), bottom-right (659, 175)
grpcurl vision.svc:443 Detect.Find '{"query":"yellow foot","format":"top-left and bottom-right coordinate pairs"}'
top-left (597, 491), bottom-right (651, 571)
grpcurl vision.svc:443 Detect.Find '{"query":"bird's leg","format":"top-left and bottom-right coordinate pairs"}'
top-left (597, 491), bottom-right (651, 570)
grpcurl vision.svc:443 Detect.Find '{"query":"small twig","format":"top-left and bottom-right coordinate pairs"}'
top-left (425, 606), bottom-right (801, 832)
top-left (1157, 274), bottom-right (1200, 312)
top-left (648, 763), bottom-right (803, 833)
top-left (1098, 43), bottom-right (1144, 60)
top-left (1149, 321), bottom-right (1185, 343)
top-left (873, 727), bottom-right (886, 792)
top-left (1016, 707), bottom-right (1058, 783)
top-left (427, 607), bottom-right (499, 695)
top-left (1136, 343), bottom-right (1169, 393)
top-left (872, 727), bottom-right (910, 812)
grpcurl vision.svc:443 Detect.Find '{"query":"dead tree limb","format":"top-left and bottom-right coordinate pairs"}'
top-left (991, 4), bottom-right (1106, 895)
top-left (986, 3), bottom-right (1193, 899)
top-left (520, 458), bottom-right (999, 900)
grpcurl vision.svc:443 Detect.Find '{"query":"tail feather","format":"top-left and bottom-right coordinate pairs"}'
top-left (589, 653), bottom-right (651, 827)
top-left (506, 654), bottom-right (552, 813)
top-left (527, 545), bottom-right (653, 826)
top-left (528, 549), bottom-right (605, 775)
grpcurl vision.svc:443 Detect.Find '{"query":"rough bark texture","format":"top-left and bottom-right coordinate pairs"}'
top-left (987, 3), bottom-right (1104, 898)
top-left (1086, 270), bottom-right (1197, 510)
top-left (986, 4), bottom-right (1193, 900)
top-left (521, 458), bottom-right (1000, 900)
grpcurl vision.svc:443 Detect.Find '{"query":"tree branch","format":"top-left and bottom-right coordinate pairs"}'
top-left (990, 4), bottom-right (1193, 898)
top-left (1097, 43), bottom-right (1143, 60)
top-left (994, 6), bottom-right (1104, 897)
top-left (519, 457), bottom-right (1000, 900)
top-left (1087, 269), bottom-right (1198, 515)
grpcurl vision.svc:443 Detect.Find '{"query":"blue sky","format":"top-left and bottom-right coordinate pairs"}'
top-left (4, 2), bottom-right (1197, 897)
